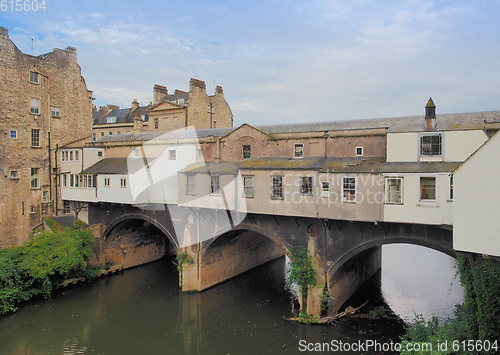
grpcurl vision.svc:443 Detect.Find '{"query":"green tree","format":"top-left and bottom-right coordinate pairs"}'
top-left (285, 245), bottom-right (317, 314)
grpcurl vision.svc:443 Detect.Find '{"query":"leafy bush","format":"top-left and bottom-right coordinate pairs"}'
top-left (0, 225), bottom-right (96, 314)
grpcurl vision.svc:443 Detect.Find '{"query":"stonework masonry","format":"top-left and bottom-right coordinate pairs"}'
top-left (0, 27), bottom-right (93, 246)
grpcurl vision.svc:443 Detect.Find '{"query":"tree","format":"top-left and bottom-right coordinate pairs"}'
top-left (285, 245), bottom-right (317, 314)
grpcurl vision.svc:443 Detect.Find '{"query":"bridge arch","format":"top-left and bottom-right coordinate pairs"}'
top-left (103, 213), bottom-right (179, 251)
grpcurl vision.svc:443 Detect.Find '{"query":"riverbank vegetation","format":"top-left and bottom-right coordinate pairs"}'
top-left (0, 220), bottom-right (98, 315)
top-left (400, 253), bottom-right (500, 354)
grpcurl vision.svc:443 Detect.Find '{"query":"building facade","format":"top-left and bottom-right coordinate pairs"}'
top-left (92, 78), bottom-right (233, 139)
top-left (0, 27), bottom-right (93, 246)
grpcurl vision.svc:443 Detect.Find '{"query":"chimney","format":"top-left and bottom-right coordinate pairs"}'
top-left (215, 85), bottom-right (223, 96)
top-left (134, 109), bottom-right (144, 131)
top-left (153, 84), bottom-right (168, 104)
top-left (65, 46), bottom-right (77, 54)
top-left (190, 78), bottom-right (206, 95)
top-left (425, 97), bottom-right (436, 130)
top-left (131, 98), bottom-right (140, 108)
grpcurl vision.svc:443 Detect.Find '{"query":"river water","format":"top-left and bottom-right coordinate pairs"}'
top-left (0, 244), bottom-right (462, 354)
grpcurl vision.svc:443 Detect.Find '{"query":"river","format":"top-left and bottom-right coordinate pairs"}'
top-left (0, 244), bottom-right (462, 354)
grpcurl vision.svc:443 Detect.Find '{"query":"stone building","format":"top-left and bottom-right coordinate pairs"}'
top-left (0, 27), bottom-right (93, 246)
top-left (92, 78), bottom-right (233, 139)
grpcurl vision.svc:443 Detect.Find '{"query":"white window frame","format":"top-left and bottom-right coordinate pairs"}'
top-left (242, 145), bottom-right (251, 160)
top-left (61, 174), bottom-right (67, 187)
top-left (30, 97), bottom-right (40, 115)
top-left (104, 178), bottom-right (110, 187)
top-left (132, 148), bottom-right (139, 158)
top-left (210, 175), bottom-right (220, 195)
top-left (154, 118), bottom-right (159, 129)
top-left (342, 176), bottom-right (357, 203)
top-left (385, 177), bottom-right (403, 205)
top-left (10, 170), bottom-right (18, 179)
top-left (92, 133), bottom-right (96, 141)
top-left (9, 130), bottom-right (17, 139)
top-left (419, 176), bottom-right (437, 202)
top-left (120, 178), bottom-right (127, 188)
top-left (448, 174), bottom-right (453, 201)
top-left (186, 175), bottom-right (196, 195)
top-left (243, 175), bottom-right (254, 198)
top-left (293, 143), bottom-right (304, 159)
top-left (63, 200), bottom-right (71, 214)
top-left (31, 129), bottom-right (40, 147)
top-left (420, 133), bottom-right (442, 156)
top-left (169, 149), bottom-right (176, 160)
top-left (271, 175), bottom-right (284, 200)
top-left (30, 168), bottom-right (40, 189)
top-left (164, 117), bottom-right (168, 129)
top-left (355, 146), bottom-right (364, 156)
top-left (51, 106), bottom-right (60, 118)
top-left (321, 181), bottom-right (330, 198)
top-left (300, 176), bottom-right (313, 196)
top-left (42, 190), bottom-right (49, 203)
top-left (174, 116), bottom-right (179, 129)
top-left (29, 71), bottom-right (39, 84)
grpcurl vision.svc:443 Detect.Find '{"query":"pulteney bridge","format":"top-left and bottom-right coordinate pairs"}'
top-left (87, 202), bottom-right (454, 316)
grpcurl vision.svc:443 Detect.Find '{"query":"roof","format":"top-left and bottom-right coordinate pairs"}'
top-left (93, 105), bottom-right (150, 125)
top-left (83, 157), bottom-right (155, 174)
top-left (179, 162), bottom-right (240, 175)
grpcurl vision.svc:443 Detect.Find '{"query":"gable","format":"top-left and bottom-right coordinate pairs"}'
top-left (148, 100), bottom-right (184, 112)
top-left (221, 123), bottom-right (269, 144)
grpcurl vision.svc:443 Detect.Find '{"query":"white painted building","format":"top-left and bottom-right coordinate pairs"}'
top-left (453, 131), bottom-right (500, 257)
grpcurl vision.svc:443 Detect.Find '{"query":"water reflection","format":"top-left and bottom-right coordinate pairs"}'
top-left (0, 256), bottom-right (405, 354)
top-left (381, 244), bottom-right (464, 323)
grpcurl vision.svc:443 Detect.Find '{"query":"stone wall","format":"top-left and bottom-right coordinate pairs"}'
top-left (0, 27), bottom-right (92, 246)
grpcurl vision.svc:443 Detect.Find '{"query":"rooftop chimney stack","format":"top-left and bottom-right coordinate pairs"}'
top-left (153, 84), bottom-right (168, 104)
top-left (131, 98), bottom-right (140, 108)
top-left (425, 97), bottom-right (436, 130)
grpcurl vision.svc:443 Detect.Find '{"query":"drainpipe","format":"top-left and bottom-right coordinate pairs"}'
top-left (376, 173), bottom-right (382, 224)
top-left (55, 144), bottom-right (59, 216)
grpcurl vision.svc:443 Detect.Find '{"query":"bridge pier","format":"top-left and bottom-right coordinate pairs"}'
top-left (181, 231), bottom-right (284, 292)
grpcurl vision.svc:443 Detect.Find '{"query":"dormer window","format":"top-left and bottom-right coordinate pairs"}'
top-left (420, 133), bottom-right (442, 156)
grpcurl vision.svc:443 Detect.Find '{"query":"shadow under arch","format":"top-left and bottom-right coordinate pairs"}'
top-left (103, 213), bottom-right (179, 251)
top-left (200, 221), bottom-right (290, 255)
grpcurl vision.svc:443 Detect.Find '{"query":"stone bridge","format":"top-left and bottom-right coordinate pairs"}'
top-left (87, 202), bottom-right (454, 315)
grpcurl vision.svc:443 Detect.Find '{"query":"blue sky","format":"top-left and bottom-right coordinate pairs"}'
top-left (2, 0), bottom-right (499, 126)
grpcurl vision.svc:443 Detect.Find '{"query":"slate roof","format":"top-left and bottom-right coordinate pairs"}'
top-left (83, 157), bottom-right (155, 174)
top-left (179, 162), bottom-right (241, 175)
top-left (93, 105), bottom-right (150, 125)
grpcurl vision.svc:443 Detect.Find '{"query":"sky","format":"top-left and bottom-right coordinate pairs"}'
top-left (2, 0), bottom-right (499, 127)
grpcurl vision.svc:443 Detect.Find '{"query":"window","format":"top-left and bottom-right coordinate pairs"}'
top-left (70, 151), bottom-right (74, 161)
top-left (10, 170), bottom-right (18, 179)
top-left (154, 118), bottom-right (159, 129)
top-left (294, 143), bottom-right (304, 158)
top-left (169, 150), bottom-right (176, 160)
top-left (30, 168), bottom-right (40, 189)
top-left (242, 145), bottom-right (251, 159)
top-left (42, 191), bottom-right (49, 203)
top-left (30, 98), bottom-right (40, 114)
top-left (132, 148), bottom-right (139, 158)
top-left (213, 121), bottom-right (217, 128)
top-left (207, 105), bottom-right (215, 113)
top-left (100, 132), bottom-right (104, 138)
top-left (30, 71), bottom-right (39, 84)
top-left (271, 176), bottom-right (283, 200)
top-left (30, 206), bottom-right (36, 214)
top-left (321, 182), bottom-right (330, 198)
top-left (9, 130), bottom-right (17, 139)
top-left (449, 175), bottom-right (453, 201)
top-left (117, 131), bottom-right (121, 135)
top-left (98, 151), bottom-right (103, 157)
top-left (420, 134), bottom-right (442, 156)
top-left (300, 177), bottom-right (313, 196)
top-left (385, 177), bottom-right (403, 204)
top-left (178, 99), bottom-right (185, 105)
top-left (104, 178), bottom-right (110, 187)
top-left (108, 132), bottom-right (112, 136)
top-left (63, 200), bottom-right (71, 214)
top-left (197, 149), bottom-right (203, 159)
top-left (342, 176), bottom-right (357, 202)
top-left (243, 175), bottom-right (254, 198)
top-left (164, 117), bottom-right (168, 129)
top-left (210, 175), bottom-right (220, 195)
top-left (186, 175), bottom-right (196, 195)
top-left (174, 116), bottom-right (179, 129)
top-left (420, 177), bottom-right (436, 200)
top-left (31, 129), bottom-right (40, 147)
top-left (92, 133), bottom-right (96, 141)
top-left (51, 107), bottom-right (60, 118)
top-left (61, 174), bottom-right (67, 187)
top-left (355, 147), bottom-right (364, 156)
top-left (106, 117), bottom-right (117, 123)
top-left (120, 178), bottom-right (127, 188)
